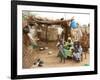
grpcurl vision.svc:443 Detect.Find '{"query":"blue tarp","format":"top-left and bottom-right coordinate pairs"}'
top-left (70, 19), bottom-right (78, 29)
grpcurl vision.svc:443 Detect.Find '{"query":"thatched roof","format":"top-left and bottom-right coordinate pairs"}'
top-left (27, 15), bottom-right (71, 26)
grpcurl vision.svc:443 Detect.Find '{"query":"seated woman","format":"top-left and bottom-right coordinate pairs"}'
top-left (72, 41), bottom-right (83, 62)
top-left (63, 37), bottom-right (73, 57)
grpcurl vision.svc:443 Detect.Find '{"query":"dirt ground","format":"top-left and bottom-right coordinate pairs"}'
top-left (23, 41), bottom-right (90, 69)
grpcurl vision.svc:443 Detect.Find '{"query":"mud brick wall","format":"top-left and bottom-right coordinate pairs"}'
top-left (40, 27), bottom-right (58, 41)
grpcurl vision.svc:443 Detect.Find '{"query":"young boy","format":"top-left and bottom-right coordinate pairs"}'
top-left (56, 39), bottom-right (66, 63)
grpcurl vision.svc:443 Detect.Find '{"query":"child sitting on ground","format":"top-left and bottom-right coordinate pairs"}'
top-left (63, 37), bottom-right (73, 58)
top-left (72, 41), bottom-right (83, 62)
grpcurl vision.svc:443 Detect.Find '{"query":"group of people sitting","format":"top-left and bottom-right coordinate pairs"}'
top-left (56, 37), bottom-right (83, 63)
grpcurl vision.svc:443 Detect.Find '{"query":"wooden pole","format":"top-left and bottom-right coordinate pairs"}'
top-left (45, 25), bottom-right (48, 44)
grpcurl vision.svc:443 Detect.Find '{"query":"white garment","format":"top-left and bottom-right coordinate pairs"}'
top-left (58, 27), bottom-right (63, 35)
top-left (28, 26), bottom-right (36, 37)
top-left (28, 25), bottom-right (37, 45)
top-left (77, 27), bottom-right (83, 40)
top-left (27, 33), bottom-right (33, 41)
top-left (73, 52), bottom-right (81, 60)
